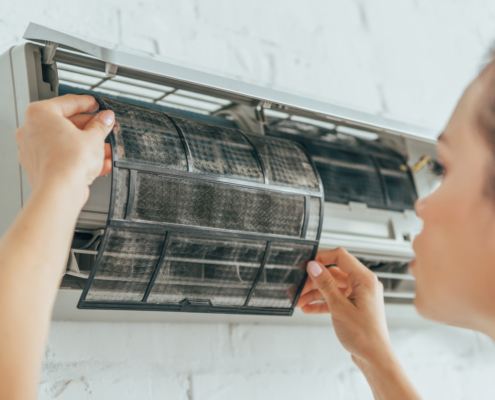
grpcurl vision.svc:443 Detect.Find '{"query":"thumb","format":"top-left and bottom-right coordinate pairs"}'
top-left (307, 261), bottom-right (349, 315)
top-left (83, 110), bottom-right (115, 140)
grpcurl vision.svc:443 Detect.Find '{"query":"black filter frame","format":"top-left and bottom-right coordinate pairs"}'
top-left (78, 97), bottom-right (324, 316)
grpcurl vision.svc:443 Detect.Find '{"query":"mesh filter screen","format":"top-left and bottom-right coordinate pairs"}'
top-left (148, 234), bottom-right (266, 305)
top-left (96, 97), bottom-right (187, 170)
top-left (80, 97), bottom-right (322, 315)
top-left (248, 243), bottom-right (313, 308)
top-left (305, 197), bottom-right (321, 240)
top-left (171, 115), bottom-right (264, 182)
top-left (86, 229), bottom-right (165, 301)
top-left (247, 135), bottom-right (319, 189)
top-left (133, 173), bottom-right (305, 236)
top-left (113, 169), bottom-right (129, 219)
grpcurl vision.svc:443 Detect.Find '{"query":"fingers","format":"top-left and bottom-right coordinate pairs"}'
top-left (69, 114), bottom-right (95, 129)
top-left (50, 94), bottom-right (99, 116)
top-left (301, 301), bottom-right (330, 315)
top-left (297, 289), bottom-right (324, 308)
top-left (97, 144), bottom-right (113, 177)
top-left (299, 277), bottom-right (317, 297)
top-left (98, 158), bottom-right (113, 177)
top-left (83, 110), bottom-right (115, 140)
top-left (316, 247), bottom-right (370, 277)
top-left (306, 260), bottom-right (349, 316)
top-left (104, 142), bottom-right (112, 159)
top-left (297, 267), bottom-right (350, 308)
top-left (27, 94), bottom-right (99, 119)
top-left (299, 266), bottom-right (347, 296)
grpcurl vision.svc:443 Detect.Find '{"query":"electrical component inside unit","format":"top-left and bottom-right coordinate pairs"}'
top-left (77, 96), bottom-right (324, 315)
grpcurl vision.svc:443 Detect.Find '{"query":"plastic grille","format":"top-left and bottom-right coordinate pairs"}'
top-left (96, 96), bottom-right (187, 169)
top-left (59, 84), bottom-right (238, 128)
top-left (113, 169), bottom-right (129, 219)
top-left (248, 243), bottom-right (313, 308)
top-left (86, 229), bottom-right (165, 301)
top-left (363, 259), bottom-right (409, 291)
top-left (305, 197), bottom-right (321, 240)
top-left (148, 234), bottom-right (266, 306)
top-left (171, 116), bottom-right (264, 182)
top-left (132, 173), bottom-right (305, 236)
top-left (247, 135), bottom-right (319, 189)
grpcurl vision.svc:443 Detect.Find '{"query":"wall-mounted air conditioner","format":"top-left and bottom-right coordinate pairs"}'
top-left (0, 23), bottom-right (441, 324)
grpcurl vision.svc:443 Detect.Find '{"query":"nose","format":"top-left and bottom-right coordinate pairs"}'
top-left (414, 196), bottom-right (428, 220)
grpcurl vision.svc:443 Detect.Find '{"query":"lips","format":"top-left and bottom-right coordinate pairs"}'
top-left (409, 259), bottom-right (416, 269)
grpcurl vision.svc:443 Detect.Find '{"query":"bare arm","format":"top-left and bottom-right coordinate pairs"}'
top-left (297, 249), bottom-right (422, 400)
top-left (0, 95), bottom-right (114, 400)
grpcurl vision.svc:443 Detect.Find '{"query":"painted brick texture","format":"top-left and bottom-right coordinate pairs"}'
top-left (39, 323), bottom-right (495, 400)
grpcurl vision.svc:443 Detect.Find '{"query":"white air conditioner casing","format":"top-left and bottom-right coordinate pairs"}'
top-left (0, 23), bottom-right (441, 325)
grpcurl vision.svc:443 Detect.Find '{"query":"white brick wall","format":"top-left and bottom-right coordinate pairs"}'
top-left (1, 1), bottom-right (495, 398)
top-left (39, 322), bottom-right (495, 400)
top-left (2, 0), bottom-right (495, 132)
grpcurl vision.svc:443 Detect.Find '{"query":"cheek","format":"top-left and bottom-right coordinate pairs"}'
top-left (413, 181), bottom-right (474, 319)
top-left (413, 172), bottom-right (495, 324)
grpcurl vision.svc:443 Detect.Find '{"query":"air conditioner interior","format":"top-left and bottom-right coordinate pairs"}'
top-left (264, 119), bottom-right (418, 212)
top-left (52, 56), bottom-right (422, 307)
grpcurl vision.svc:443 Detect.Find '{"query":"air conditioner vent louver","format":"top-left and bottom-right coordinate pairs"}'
top-left (78, 97), bottom-right (324, 315)
top-left (360, 259), bottom-right (415, 303)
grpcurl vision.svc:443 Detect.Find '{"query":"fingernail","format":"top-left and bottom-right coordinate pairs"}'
top-left (98, 110), bottom-right (115, 127)
top-left (308, 261), bottom-right (322, 277)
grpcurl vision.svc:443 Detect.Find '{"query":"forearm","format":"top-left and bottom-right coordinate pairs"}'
top-left (0, 179), bottom-right (84, 400)
top-left (353, 353), bottom-right (422, 400)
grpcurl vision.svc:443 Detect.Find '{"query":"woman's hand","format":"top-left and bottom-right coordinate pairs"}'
top-left (297, 249), bottom-right (422, 399)
top-left (297, 248), bottom-right (393, 366)
top-left (15, 94), bottom-right (115, 209)
top-left (0, 94), bottom-right (115, 400)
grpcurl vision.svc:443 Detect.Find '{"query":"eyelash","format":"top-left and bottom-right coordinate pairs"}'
top-left (429, 159), bottom-right (445, 176)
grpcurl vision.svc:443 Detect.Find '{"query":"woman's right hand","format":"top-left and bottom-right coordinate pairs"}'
top-left (297, 248), bottom-right (423, 399)
top-left (296, 248), bottom-right (395, 367)
top-left (15, 94), bottom-right (114, 209)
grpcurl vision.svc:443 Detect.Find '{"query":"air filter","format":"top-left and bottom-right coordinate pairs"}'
top-left (78, 97), bottom-right (323, 315)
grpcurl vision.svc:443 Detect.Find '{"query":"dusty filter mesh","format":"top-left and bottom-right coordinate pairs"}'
top-left (147, 234), bottom-right (266, 306)
top-left (78, 96), bottom-right (323, 315)
top-left (132, 173), bottom-right (305, 237)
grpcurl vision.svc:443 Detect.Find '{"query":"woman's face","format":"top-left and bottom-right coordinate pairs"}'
top-left (412, 74), bottom-right (495, 334)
